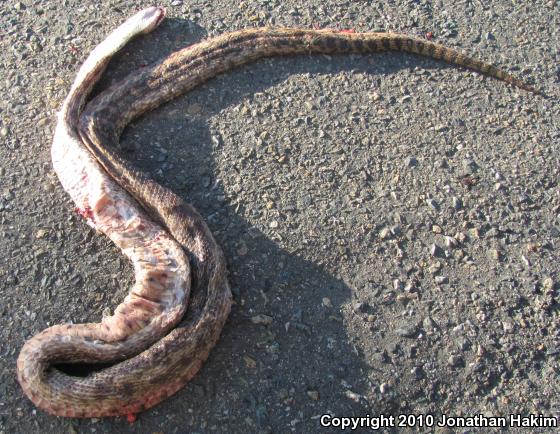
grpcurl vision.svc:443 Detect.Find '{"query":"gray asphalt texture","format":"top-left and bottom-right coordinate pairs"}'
top-left (1, 0), bottom-right (559, 433)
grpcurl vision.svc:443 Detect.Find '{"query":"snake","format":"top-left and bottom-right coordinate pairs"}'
top-left (16, 6), bottom-right (541, 418)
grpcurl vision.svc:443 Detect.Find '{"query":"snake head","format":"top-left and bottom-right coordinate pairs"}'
top-left (138, 7), bottom-right (166, 34)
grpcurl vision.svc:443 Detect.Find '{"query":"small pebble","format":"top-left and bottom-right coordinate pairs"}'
top-left (211, 135), bottom-right (222, 146)
top-left (411, 366), bottom-right (423, 379)
top-left (396, 294), bottom-right (410, 305)
top-left (344, 390), bottom-right (361, 402)
top-left (379, 383), bottom-right (390, 394)
top-left (426, 198), bottom-right (440, 211)
top-left (462, 158), bottom-right (479, 173)
top-left (448, 355), bottom-right (464, 367)
top-left (502, 321), bottom-right (514, 333)
top-left (468, 228), bottom-right (480, 239)
top-left (251, 314), bottom-right (273, 325)
top-left (353, 301), bottom-right (367, 313)
top-left (35, 229), bottom-right (48, 239)
top-left (454, 250), bottom-right (466, 260)
top-left (542, 277), bottom-right (555, 292)
top-left (457, 338), bottom-right (470, 351)
top-left (396, 326), bottom-right (417, 338)
top-left (237, 242), bottom-right (248, 256)
top-left (452, 196), bottom-right (463, 210)
top-left (430, 244), bottom-right (443, 257)
top-left (187, 103), bottom-right (202, 115)
top-left (307, 390), bottom-right (319, 401)
top-left (243, 356), bottom-right (257, 368)
top-left (379, 227), bottom-right (392, 240)
top-left (444, 236), bottom-right (458, 248)
top-left (488, 248), bottom-right (502, 261)
top-left (423, 316), bottom-right (437, 331)
top-left (37, 117), bottom-right (49, 127)
top-left (428, 262), bottom-right (442, 274)
top-left (404, 282), bottom-right (416, 292)
top-left (406, 156), bottom-right (418, 167)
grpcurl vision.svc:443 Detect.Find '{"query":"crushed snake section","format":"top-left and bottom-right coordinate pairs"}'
top-left (52, 129), bottom-right (190, 340)
top-left (17, 5), bottom-right (540, 418)
top-left (16, 7), bottom-right (203, 418)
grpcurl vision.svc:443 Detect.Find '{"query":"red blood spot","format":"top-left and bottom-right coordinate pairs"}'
top-left (126, 413), bottom-right (137, 423)
top-left (340, 29), bottom-right (356, 34)
top-left (84, 206), bottom-right (94, 219)
top-left (75, 206), bottom-right (94, 221)
top-left (68, 44), bottom-right (79, 55)
top-left (425, 31), bottom-right (434, 40)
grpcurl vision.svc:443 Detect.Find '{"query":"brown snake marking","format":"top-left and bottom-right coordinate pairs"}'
top-left (17, 6), bottom-right (542, 418)
top-left (86, 29), bottom-right (539, 134)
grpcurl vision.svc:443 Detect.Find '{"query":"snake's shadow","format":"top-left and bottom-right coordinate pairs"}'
top-left (88, 18), bottom-right (423, 433)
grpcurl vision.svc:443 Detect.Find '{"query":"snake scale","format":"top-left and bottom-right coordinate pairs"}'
top-left (16, 6), bottom-right (540, 418)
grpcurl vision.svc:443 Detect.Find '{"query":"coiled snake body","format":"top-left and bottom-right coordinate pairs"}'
top-left (16, 6), bottom-right (539, 417)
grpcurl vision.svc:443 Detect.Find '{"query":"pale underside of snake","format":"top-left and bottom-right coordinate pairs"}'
top-left (16, 6), bottom-right (541, 418)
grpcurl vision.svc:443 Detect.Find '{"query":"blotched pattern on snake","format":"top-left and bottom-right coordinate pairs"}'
top-left (16, 6), bottom-right (540, 417)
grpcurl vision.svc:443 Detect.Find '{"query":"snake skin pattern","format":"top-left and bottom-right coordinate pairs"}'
top-left (17, 5), bottom-right (539, 418)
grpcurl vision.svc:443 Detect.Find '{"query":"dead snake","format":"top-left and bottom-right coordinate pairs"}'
top-left (16, 6), bottom-right (540, 418)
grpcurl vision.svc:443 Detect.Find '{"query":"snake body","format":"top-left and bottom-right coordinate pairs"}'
top-left (17, 6), bottom-right (539, 418)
